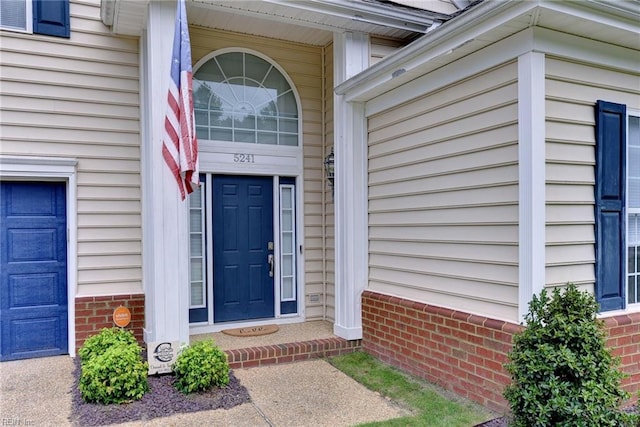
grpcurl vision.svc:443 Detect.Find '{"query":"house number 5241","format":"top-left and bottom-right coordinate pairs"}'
top-left (233, 153), bottom-right (255, 163)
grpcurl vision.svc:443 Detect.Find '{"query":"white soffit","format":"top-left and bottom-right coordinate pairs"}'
top-left (103, 0), bottom-right (451, 43)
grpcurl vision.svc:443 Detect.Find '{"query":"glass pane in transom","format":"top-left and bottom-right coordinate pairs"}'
top-left (194, 52), bottom-right (299, 146)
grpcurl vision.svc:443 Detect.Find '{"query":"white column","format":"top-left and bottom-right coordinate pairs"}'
top-left (141, 0), bottom-right (190, 346)
top-left (333, 32), bottom-right (369, 340)
top-left (518, 51), bottom-right (546, 322)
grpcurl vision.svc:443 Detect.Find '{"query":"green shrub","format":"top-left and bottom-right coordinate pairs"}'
top-left (78, 327), bottom-right (138, 362)
top-left (79, 344), bottom-right (149, 404)
top-left (504, 283), bottom-right (637, 426)
top-left (173, 340), bottom-right (229, 394)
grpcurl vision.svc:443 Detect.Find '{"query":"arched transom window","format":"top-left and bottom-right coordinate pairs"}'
top-left (193, 51), bottom-right (299, 146)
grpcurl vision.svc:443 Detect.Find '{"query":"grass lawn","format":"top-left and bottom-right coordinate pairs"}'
top-left (329, 351), bottom-right (496, 427)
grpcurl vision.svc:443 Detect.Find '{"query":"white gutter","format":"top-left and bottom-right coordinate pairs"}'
top-left (451, 0), bottom-right (472, 9)
top-left (335, 0), bottom-right (639, 102)
top-left (335, 0), bottom-right (518, 99)
top-left (262, 0), bottom-right (448, 33)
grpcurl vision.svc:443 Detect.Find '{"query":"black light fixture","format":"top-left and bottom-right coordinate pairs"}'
top-left (324, 147), bottom-right (335, 196)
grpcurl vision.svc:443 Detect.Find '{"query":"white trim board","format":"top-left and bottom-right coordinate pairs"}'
top-left (517, 52), bottom-right (546, 323)
top-left (363, 26), bottom-right (639, 117)
top-left (336, 0), bottom-right (639, 111)
top-left (332, 32), bottom-right (370, 340)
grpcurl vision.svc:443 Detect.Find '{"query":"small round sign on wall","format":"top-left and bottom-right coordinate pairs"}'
top-left (113, 306), bottom-right (131, 328)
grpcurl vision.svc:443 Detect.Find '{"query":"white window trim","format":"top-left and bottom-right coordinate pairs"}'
top-left (627, 108), bottom-right (640, 307)
top-left (1, 0), bottom-right (33, 34)
top-left (188, 182), bottom-right (207, 310)
top-left (279, 183), bottom-right (297, 302)
top-left (0, 155), bottom-right (78, 356)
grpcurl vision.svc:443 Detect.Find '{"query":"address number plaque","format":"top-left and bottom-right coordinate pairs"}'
top-left (233, 153), bottom-right (255, 164)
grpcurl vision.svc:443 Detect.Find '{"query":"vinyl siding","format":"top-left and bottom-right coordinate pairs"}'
top-left (367, 61), bottom-right (519, 321)
top-left (370, 37), bottom-right (405, 66)
top-left (189, 28), bottom-right (326, 320)
top-left (545, 57), bottom-right (640, 290)
top-left (323, 43), bottom-right (335, 321)
top-left (0, 0), bottom-right (141, 297)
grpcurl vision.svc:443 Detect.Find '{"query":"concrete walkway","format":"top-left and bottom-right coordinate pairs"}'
top-left (0, 356), bottom-right (409, 427)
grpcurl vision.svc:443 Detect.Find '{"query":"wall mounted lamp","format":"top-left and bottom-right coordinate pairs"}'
top-left (324, 147), bottom-right (335, 197)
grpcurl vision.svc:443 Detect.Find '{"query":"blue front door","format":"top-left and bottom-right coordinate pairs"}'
top-left (0, 182), bottom-right (68, 361)
top-left (213, 175), bottom-right (275, 322)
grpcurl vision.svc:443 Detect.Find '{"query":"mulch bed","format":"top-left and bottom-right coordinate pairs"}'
top-left (70, 358), bottom-right (251, 426)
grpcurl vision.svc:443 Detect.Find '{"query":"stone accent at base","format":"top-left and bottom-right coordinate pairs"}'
top-left (225, 337), bottom-right (362, 369)
top-left (75, 294), bottom-right (144, 351)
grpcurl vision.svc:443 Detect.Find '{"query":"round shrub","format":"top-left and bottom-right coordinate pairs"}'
top-left (78, 327), bottom-right (138, 362)
top-left (173, 340), bottom-right (229, 394)
top-left (504, 284), bottom-right (637, 426)
top-left (79, 343), bottom-right (149, 404)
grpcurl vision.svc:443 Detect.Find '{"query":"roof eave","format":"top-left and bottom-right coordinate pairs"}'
top-left (270, 0), bottom-right (450, 33)
top-left (102, 0), bottom-right (450, 37)
top-left (335, 0), bottom-right (640, 102)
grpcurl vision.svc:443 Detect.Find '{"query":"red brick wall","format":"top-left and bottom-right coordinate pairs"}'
top-left (75, 294), bottom-right (144, 351)
top-left (226, 338), bottom-right (362, 369)
top-left (604, 313), bottom-right (640, 397)
top-left (362, 290), bottom-right (519, 412)
top-left (362, 290), bottom-right (640, 413)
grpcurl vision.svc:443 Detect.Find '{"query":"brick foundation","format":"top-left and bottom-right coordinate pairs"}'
top-left (226, 338), bottom-right (362, 369)
top-left (362, 290), bottom-right (640, 413)
top-left (75, 294), bottom-right (145, 351)
top-left (604, 313), bottom-right (640, 397)
top-left (362, 290), bottom-right (520, 412)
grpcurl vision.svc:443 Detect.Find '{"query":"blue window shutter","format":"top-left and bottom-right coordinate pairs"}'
top-left (595, 100), bottom-right (626, 311)
top-left (33, 0), bottom-right (69, 38)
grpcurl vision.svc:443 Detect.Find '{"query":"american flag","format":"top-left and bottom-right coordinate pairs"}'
top-left (162, 0), bottom-right (199, 200)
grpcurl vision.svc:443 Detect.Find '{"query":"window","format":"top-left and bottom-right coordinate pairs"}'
top-left (627, 114), bottom-right (640, 303)
top-left (1, 0), bottom-right (70, 38)
top-left (193, 52), bottom-right (299, 146)
top-left (189, 180), bottom-right (206, 310)
top-left (280, 182), bottom-right (296, 301)
top-left (594, 101), bottom-right (640, 310)
top-left (1, 0), bottom-right (31, 32)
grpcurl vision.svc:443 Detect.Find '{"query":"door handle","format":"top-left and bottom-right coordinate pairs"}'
top-left (267, 254), bottom-right (274, 277)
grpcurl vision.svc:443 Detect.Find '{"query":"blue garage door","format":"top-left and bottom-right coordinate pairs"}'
top-left (1, 181), bottom-right (68, 361)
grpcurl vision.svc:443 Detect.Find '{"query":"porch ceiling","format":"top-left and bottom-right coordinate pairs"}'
top-left (102, 0), bottom-right (456, 44)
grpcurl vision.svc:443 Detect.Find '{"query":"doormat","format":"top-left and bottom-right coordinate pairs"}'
top-left (221, 324), bottom-right (279, 337)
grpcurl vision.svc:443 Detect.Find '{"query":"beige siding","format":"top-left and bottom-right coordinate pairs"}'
top-left (545, 57), bottom-right (640, 289)
top-left (189, 28), bottom-right (327, 320)
top-left (323, 43), bottom-right (335, 321)
top-left (0, 0), bottom-right (141, 296)
top-left (370, 37), bottom-right (405, 65)
top-left (368, 61), bottom-right (519, 322)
